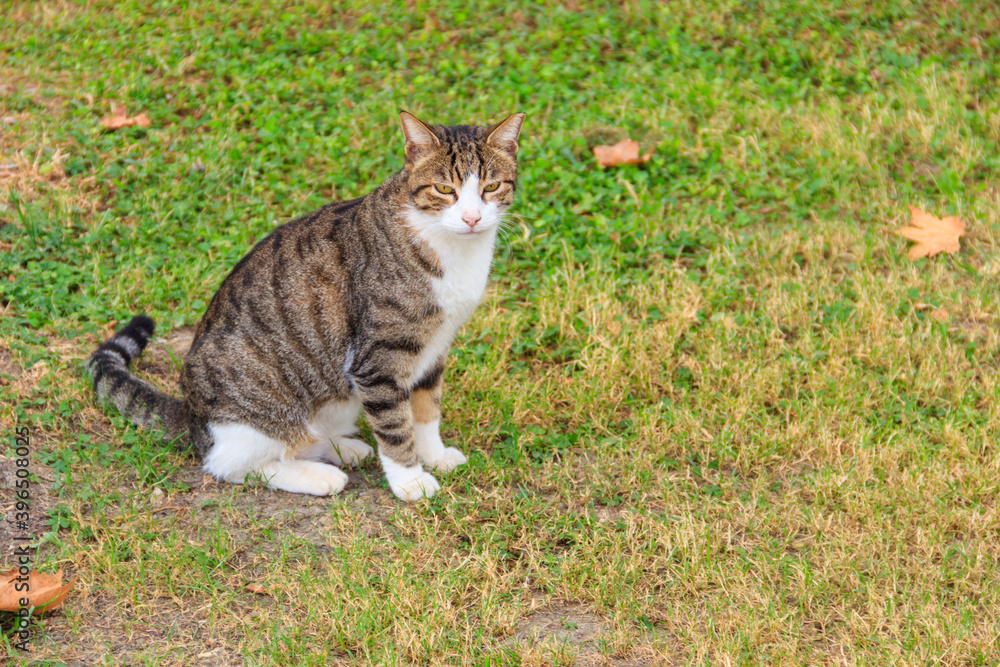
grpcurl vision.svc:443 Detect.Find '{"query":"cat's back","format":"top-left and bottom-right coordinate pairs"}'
top-left (182, 196), bottom-right (372, 406)
top-left (192, 196), bottom-right (365, 339)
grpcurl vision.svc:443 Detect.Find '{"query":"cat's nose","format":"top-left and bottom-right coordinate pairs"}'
top-left (462, 210), bottom-right (482, 228)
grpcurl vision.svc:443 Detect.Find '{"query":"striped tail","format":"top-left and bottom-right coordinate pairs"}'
top-left (86, 315), bottom-right (189, 442)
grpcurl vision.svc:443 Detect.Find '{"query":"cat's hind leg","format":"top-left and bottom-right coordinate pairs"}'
top-left (301, 398), bottom-right (374, 467)
top-left (204, 422), bottom-right (348, 496)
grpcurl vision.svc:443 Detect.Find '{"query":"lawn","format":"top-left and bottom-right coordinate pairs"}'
top-left (2, 1), bottom-right (999, 665)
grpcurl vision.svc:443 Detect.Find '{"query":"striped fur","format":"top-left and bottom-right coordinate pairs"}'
top-left (86, 316), bottom-right (188, 441)
top-left (87, 112), bottom-right (525, 501)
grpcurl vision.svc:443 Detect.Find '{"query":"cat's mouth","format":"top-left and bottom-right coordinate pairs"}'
top-left (451, 225), bottom-right (489, 237)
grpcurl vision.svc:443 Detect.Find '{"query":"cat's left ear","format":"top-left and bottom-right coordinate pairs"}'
top-left (485, 113), bottom-right (526, 158)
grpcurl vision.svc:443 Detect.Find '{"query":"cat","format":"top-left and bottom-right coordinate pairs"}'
top-left (86, 111), bottom-right (525, 501)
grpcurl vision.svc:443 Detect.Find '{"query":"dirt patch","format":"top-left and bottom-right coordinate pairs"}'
top-left (33, 594), bottom-right (248, 667)
top-left (105, 459), bottom-right (397, 549)
top-left (0, 347), bottom-right (23, 380)
top-left (510, 603), bottom-right (608, 646)
top-left (505, 604), bottom-right (672, 666)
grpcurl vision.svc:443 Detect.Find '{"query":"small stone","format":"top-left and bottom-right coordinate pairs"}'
top-left (191, 158), bottom-right (206, 173)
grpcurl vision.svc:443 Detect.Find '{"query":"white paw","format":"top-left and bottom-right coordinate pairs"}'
top-left (380, 454), bottom-right (441, 501)
top-left (257, 460), bottom-right (348, 496)
top-left (424, 446), bottom-right (467, 472)
top-left (325, 437), bottom-right (374, 467)
top-left (313, 464), bottom-right (350, 496)
top-left (287, 462), bottom-right (349, 496)
top-left (389, 471), bottom-right (441, 501)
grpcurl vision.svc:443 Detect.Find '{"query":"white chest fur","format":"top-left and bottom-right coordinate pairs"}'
top-left (409, 225), bottom-right (496, 387)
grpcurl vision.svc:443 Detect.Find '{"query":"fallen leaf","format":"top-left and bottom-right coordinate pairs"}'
top-left (914, 302), bottom-right (951, 322)
top-left (930, 308), bottom-right (949, 323)
top-left (0, 568), bottom-right (77, 615)
top-left (100, 320), bottom-right (121, 339)
top-left (593, 138), bottom-right (653, 167)
top-left (100, 105), bottom-right (151, 130)
top-left (895, 206), bottom-right (966, 260)
top-left (245, 583), bottom-right (275, 597)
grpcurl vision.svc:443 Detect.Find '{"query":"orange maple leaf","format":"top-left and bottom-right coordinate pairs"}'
top-left (895, 206), bottom-right (966, 260)
top-left (593, 138), bottom-right (653, 168)
top-left (0, 567), bottom-right (78, 615)
top-left (100, 105), bottom-right (151, 130)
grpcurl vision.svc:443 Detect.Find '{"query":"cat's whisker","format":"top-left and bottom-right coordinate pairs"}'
top-left (494, 224), bottom-right (509, 244)
top-left (496, 218), bottom-right (521, 246)
top-left (495, 221), bottom-right (514, 245)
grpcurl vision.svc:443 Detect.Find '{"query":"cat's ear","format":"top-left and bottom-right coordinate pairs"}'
top-left (485, 113), bottom-right (526, 158)
top-left (399, 111), bottom-right (440, 165)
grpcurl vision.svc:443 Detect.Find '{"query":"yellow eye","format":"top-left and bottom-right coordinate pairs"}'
top-left (434, 184), bottom-right (455, 194)
top-left (483, 182), bottom-right (500, 192)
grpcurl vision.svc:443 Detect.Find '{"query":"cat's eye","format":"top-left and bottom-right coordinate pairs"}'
top-left (434, 184), bottom-right (456, 195)
top-left (483, 182), bottom-right (500, 192)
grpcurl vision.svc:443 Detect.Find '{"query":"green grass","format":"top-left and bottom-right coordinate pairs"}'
top-left (2, 0), bottom-right (1000, 664)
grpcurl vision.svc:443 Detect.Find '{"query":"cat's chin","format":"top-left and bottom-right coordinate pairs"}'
top-left (441, 222), bottom-right (499, 238)
top-left (424, 226), bottom-right (493, 241)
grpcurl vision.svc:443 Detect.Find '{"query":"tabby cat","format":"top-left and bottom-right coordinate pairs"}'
top-left (87, 111), bottom-right (525, 501)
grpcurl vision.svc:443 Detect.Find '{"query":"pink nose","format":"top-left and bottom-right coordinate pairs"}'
top-left (462, 210), bottom-right (482, 228)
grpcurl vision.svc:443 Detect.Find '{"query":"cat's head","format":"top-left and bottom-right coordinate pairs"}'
top-left (399, 111), bottom-right (525, 239)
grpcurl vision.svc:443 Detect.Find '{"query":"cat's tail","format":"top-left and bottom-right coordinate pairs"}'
top-left (86, 315), bottom-right (189, 443)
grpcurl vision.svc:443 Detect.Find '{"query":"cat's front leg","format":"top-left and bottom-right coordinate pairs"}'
top-left (355, 372), bottom-right (440, 501)
top-left (411, 361), bottom-right (467, 472)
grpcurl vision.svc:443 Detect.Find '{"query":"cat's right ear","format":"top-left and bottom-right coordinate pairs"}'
top-left (399, 111), bottom-right (440, 165)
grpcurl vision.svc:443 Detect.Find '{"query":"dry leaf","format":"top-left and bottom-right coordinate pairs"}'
top-left (895, 206), bottom-right (966, 260)
top-left (0, 568), bottom-right (77, 615)
top-left (593, 138), bottom-right (653, 167)
top-left (100, 105), bottom-right (151, 130)
top-left (245, 583), bottom-right (275, 597)
top-left (101, 320), bottom-right (119, 339)
top-left (930, 308), bottom-right (949, 323)
top-left (915, 302), bottom-right (951, 322)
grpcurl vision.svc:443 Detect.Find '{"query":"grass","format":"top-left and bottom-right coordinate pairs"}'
top-left (2, 0), bottom-right (1000, 664)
